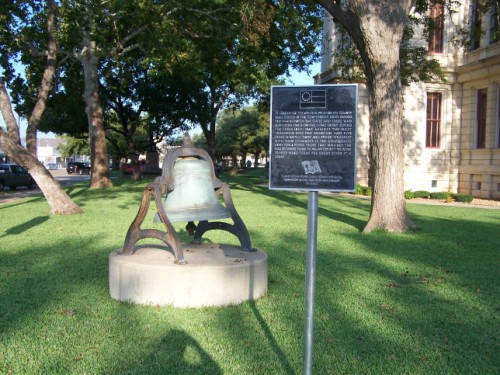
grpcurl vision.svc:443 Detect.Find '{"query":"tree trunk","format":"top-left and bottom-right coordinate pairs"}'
top-left (201, 86), bottom-right (233, 163)
top-left (130, 154), bottom-right (142, 181)
top-left (0, 129), bottom-right (82, 215)
top-left (317, 0), bottom-right (414, 233)
top-left (231, 152), bottom-right (238, 168)
top-left (254, 148), bottom-right (261, 168)
top-left (26, 0), bottom-right (58, 157)
top-left (0, 81), bottom-right (21, 144)
top-left (202, 120), bottom-right (217, 163)
top-left (363, 69), bottom-right (414, 232)
top-left (80, 38), bottom-right (113, 189)
top-left (357, 3), bottom-right (414, 233)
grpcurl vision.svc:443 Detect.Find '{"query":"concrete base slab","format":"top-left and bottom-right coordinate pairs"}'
top-left (109, 243), bottom-right (268, 308)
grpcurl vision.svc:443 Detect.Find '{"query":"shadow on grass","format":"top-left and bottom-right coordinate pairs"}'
top-left (249, 301), bottom-right (295, 375)
top-left (0, 179), bottom-right (498, 373)
top-left (133, 329), bottom-right (223, 374)
top-left (248, 185), bottom-right (368, 231)
top-left (1, 215), bottom-right (49, 237)
top-left (0, 194), bottom-right (45, 210)
top-left (63, 178), bottom-right (152, 211)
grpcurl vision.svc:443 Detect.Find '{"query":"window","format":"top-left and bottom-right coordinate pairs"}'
top-left (498, 88), bottom-right (500, 147)
top-left (426, 92), bottom-right (442, 148)
top-left (477, 89), bottom-right (487, 149)
top-left (472, 0), bottom-right (482, 50)
top-left (490, 1), bottom-right (500, 44)
top-left (429, 0), bottom-right (444, 53)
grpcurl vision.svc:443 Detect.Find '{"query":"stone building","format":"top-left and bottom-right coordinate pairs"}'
top-left (315, 2), bottom-right (500, 199)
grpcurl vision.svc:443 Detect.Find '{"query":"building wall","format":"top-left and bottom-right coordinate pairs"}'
top-left (353, 83), bottom-right (370, 186)
top-left (317, 2), bottom-right (500, 199)
top-left (457, 38), bottom-right (500, 198)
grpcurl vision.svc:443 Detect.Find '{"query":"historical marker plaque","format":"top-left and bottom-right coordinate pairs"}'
top-left (269, 85), bottom-right (358, 191)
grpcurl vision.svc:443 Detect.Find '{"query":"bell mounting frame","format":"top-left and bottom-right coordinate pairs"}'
top-left (122, 133), bottom-right (254, 264)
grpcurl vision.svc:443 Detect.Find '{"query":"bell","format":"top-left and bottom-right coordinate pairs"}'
top-left (154, 157), bottom-right (230, 223)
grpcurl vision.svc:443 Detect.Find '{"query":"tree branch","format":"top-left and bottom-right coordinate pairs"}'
top-left (0, 79), bottom-right (21, 144)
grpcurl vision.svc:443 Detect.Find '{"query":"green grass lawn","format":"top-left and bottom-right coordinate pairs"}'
top-left (0, 170), bottom-right (498, 374)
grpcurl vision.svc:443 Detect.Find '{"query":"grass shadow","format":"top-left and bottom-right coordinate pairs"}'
top-left (0, 172), bottom-right (498, 373)
top-left (132, 329), bottom-right (223, 374)
top-left (249, 301), bottom-right (296, 375)
top-left (1, 215), bottom-right (49, 237)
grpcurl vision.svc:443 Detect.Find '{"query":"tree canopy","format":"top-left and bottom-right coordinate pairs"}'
top-left (4, 0), bottom-right (323, 171)
top-left (0, 0), bottom-right (82, 214)
top-left (216, 106), bottom-right (269, 165)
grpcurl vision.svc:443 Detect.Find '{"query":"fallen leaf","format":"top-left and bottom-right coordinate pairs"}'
top-left (386, 283), bottom-right (402, 288)
top-left (61, 309), bottom-right (76, 317)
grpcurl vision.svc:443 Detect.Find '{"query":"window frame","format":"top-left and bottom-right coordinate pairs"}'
top-left (489, 0), bottom-right (500, 44)
top-left (472, 0), bottom-right (482, 50)
top-left (476, 88), bottom-right (487, 149)
top-left (428, 0), bottom-right (445, 54)
top-left (497, 86), bottom-right (500, 148)
top-left (426, 91), bottom-right (443, 149)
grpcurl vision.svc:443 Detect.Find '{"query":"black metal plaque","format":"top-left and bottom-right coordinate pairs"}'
top-left (269, 85), bottom-right (358, 191)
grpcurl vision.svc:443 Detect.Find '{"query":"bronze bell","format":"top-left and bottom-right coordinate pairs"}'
top-left (153, 157), bottom-right (230, 223)
top-left (123, 132), bottom-right (253, 265)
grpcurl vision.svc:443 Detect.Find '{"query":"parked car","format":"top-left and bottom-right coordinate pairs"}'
top-left (0, 164), bottom-right (37, 190)
top-left (46, 163), bottom-right (58, 170)
top-left (66, 162), bottom-right (91, 175)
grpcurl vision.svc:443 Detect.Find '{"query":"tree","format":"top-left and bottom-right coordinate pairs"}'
top-left (216, 106), bottom-right (269, 166)
top-left (176, 1), bottom-right (322, 161)
top-left (0, 0), bottom-right (82, 215)
top-left (4, 0), bottom-right (114, 188)
top-left (105, 55), bottom-right (199, 179)
top-left (55, 0), bottom-right (137, 189)
top-left (326, 10), bottom-right (446, 86)
top-left (314, 0), bottom-right (420, 233)
top-left (316, 1), bottom-right (496, 232)
top-left (57, 135), bottom-right (90, 160)
top-left (54, 0), bottom-right (173, 187)
top-left (39, 0), bottom-right (238, 181)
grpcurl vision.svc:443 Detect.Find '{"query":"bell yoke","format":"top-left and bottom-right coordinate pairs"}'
top-left (122, 133), bottom-right (254, 264)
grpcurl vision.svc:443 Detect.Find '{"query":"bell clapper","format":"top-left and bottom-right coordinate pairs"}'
top-left (186, 221), bottom-right (197, 236)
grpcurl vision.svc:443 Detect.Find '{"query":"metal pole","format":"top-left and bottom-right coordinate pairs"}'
top-left (303, 190), bottom-right (318, 375)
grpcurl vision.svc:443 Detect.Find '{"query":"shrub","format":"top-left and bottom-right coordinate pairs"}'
top-left (355, 184), bottom-right (372, 196)
top-left (413, 190), bottom-right (430, 199)
top-left (430, 192), bottom-right (451, 200)
top-left (452, 193), bottom-right (474, 203)
top-left (405, 190), bottom-right (415, 199)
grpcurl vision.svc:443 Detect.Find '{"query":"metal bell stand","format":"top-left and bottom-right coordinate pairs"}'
top-left (122, 133), bottom-right (254, 264)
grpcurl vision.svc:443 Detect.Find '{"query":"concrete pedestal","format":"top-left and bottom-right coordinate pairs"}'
top-left (109, 243), bottom-right (268, 308)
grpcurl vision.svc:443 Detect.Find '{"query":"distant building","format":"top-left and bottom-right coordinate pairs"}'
top-left (35, 138), bottom-right (66, 166)
top-left (0, 138), bottom-right (66, 166)
top-left (316, 1), bottom-right (500, 199)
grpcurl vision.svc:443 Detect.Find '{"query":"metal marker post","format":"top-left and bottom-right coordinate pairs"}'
top-left (270, 85), bottom-right (358, 375)
top-left (303, 190), bottom-right (318, 375)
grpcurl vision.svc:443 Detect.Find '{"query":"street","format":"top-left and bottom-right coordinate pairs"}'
top-left (0, 168), bottom-right (90, 204)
